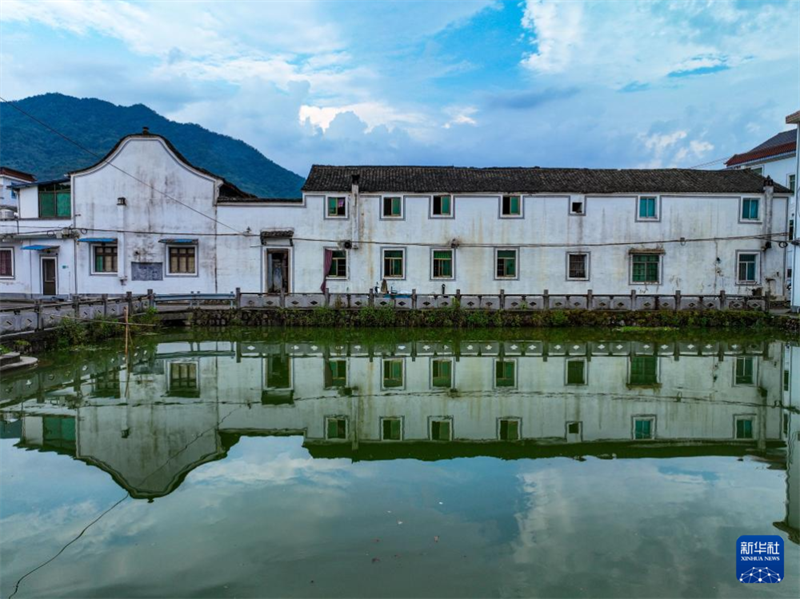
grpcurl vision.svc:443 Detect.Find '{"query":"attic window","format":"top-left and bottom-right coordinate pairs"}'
top-left (501, 195), bottom-right (522, 217)
top-left (570, 198), bottom-right (585, 215)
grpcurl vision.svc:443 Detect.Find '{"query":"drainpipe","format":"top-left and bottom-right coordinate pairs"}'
top-left (763, 177), bottom-right (774, 296)
top-left (351, 173), bottom-right (360, 250)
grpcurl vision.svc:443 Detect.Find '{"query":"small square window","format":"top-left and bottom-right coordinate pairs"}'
top-left (566, 359), bottom-right (586, 385)
top-left (501, 195), bottom-right (522, 217)
top-left (325, 360), bottom-right (347, 388)
top-left (382, 196), bottom-right (403, 218)
top-left (432, 195), bottom-right (452, 217)
top-left (430, 418), bottom-right (452, 441)
top-left (383, 249), bottom-right (405, 279)
top-left (741, 198), bottom-right (760, 221)
top-left (633, 417), bottom-right (655, 440)
top-left (567, 253), bottom-right (588, 280)
top-left (631, 253), bottom-right (660, 284)
top-left (736, 253), bottom-right (758, 284)
top-left (383, 359), bottom-right (404, 389)
top-left (92, 243), bottom-right (117, 274)
top-left (327, 196), bottom-right (347, 218)
top-left (326, 417), bottom-right (348, 440)
top-left (735, 417), bottom-right (753, 440)
top-left (169, 362), bottom-right (199, 397)
top-left (570, 199), bottom-right (585, 215)
top-left (431, 358), bottom-right (453, 388)
top-left (629, 356), bottom-right (658, 386)
top-left (789, 174), bottom-right (796, 192)
top-left (567, 421), bottom-right (582, 436)
top-left (734, 357), bottom-right (755, 385)
top-left (432, 249), bottom-right (454, 279)
top-left (327, 249), bottom-right (347, 278)
top-left (168, 245), bottom-right (196, 275)
top-left (499, 419), bottom-right (520, 441)
top-left (381, 417), bottom-right (403, 441)
top-left (495, 359), bottom-right (516, 388)
top-left (638, 196), bottom-right (658, 220)
top-left (496, 249), bottom-right (518, 279)
top-left (0, 248), bottom-right (14, 278)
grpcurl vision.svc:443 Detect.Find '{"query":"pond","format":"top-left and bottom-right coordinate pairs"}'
top-left (1, 328), bottom-right (798, 598)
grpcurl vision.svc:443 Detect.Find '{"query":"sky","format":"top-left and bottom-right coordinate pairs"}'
top-left (0, 0), bottom-right (798, 177)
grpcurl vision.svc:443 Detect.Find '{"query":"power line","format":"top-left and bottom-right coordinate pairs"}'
top-left (3, 223), bottom-right (789, 249)
top-left (687, 155), bottom-right (733, 169)
top-left (0, 96), bottom-right (248, 236)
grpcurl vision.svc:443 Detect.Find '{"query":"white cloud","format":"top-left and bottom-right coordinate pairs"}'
top-left (521, 0), bottom-right (583, 74)
top-left (443, 105), bottom-right (478, 129)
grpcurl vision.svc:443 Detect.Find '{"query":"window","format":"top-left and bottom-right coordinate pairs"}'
top-left (38, 182), bottom-right (71, 218)
top-left (570, 198), bottom-right (585, 215)
top-left (326, 196), bottom-right (347, 218)
top-left (499, 418), bottom-right (520, 441)
top-left (325, 360), bottom-right (347, 388)
top-left (431, 358), bottom-right (453, 388)
top-left (495, 248), bottom-right (518, 279)
top-left (0, 248), bottom-right (13, 278)
top-left (169, 362), bottom-right (199, 397)
top-left (432, 194), bottom-right (452, 217)
top-left (382, 249), bottom-right (404, 279)
top-left (785, 369), bottom-right (790, 392)
top-left (633, 417), bottom-right (655, 440)
top-left (381, 417), bottom-right (402, 441)
top-left (432, 249), bottom-right (454, 279)
top-left (735, 417), bottom-right (754, 440)
top-left (789, 174), bottom-right (796, 192)
top-left (383, 359), bottom-right (404, 389)
top-left (326, 417), bottom-right (348, 440)
top-left (736, 252), bottom-right (758, 284)
top-left (92, 244), bottom-right (117, 274)
top-left (790, 218), bottom-right (795, 241)
top-left (327, 250), bottom-right (347, 278)
top-left (631, 253), bottom-right (660, 284)
top-left (565, 359), bottom-right (586, 385)
top-left (629, 356), bottom-right (659, 386)
top-left (734, 357), bottom-right (755, 385)
top-left (429, 418), bottom-right (452, 441)
top-left (266, 355), bottom-right (292, 389)
top-left (382, 196), bottom-right (403, 218)
top-left (567, 421), bottom-right (582, 436)
top-left (567, 253), bottom-right (588, 281)
top-left (168, 245), bottom-right (196, 275)
top-left (748, 166), bottom-right (763, 177)
top-left (495, 359), bottom-right (516, 388)
top-left (741, 198), bottom-right (760, 221)
top-left (638, 196), bottom-right (658, 220)
top-left (501, 195), bottom-right (522, 217)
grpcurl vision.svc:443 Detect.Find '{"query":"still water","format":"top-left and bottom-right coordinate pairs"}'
top-left (1, 329), bottom-right (798, 598)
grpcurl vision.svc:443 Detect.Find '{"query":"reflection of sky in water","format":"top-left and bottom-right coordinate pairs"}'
top-left (2, 435), bottom-right (797, 598)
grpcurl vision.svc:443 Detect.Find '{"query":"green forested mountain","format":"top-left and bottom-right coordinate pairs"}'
top-left (0, 93), bottom-right (304, 197)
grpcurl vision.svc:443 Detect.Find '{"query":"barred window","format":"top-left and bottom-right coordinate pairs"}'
top-left (92, 244), bottom-right (117, 273)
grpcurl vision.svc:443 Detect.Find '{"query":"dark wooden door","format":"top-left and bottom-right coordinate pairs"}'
top-left (42, 257), bottom-right (57, 295)
top-left (267, 250), bottom-right (289, 293)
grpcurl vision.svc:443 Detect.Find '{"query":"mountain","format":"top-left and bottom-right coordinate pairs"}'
top-left (0, 93), bottom-right (305, 197)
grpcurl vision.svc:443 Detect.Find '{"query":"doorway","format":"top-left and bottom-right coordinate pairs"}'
top-left (266, 249), bottom-right (290, 293)
top-left (41, 256), bottom-right (57, 295)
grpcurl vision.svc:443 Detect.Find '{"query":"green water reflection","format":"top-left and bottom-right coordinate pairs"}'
top-left (1, 329), bottom-right (798, 598)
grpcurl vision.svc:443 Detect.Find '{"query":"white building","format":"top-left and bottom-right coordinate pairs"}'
top-left (784, 110), bottom-right (800, 312)
top-left (0, 129), bottom-right (792, 298)
top-left (0, 166), bottom-right (35, 212)
top-left (726, 128), bottom-right (797, 298)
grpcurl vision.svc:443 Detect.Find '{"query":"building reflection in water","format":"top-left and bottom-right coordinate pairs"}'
top-left (0, 335), bottom-right (797, 542)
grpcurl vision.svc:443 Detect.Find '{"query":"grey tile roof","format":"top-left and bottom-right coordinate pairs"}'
top-left (303, 165), bottom-right (790, 195)
top-left (749, 130), bottom-right (796, 152)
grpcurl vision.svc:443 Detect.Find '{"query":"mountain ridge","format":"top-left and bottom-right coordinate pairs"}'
top-left (0, 93), bottom-right (305, 197)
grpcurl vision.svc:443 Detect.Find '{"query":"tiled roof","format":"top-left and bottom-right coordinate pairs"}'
top-left (726, 130), bottom-right (796, 167)
top-left (0, 167), bottom-right (36, 182)
top-left (303, 165), bottom-right (790, 195)
top-left (218, 196), bottom-right (303, 204)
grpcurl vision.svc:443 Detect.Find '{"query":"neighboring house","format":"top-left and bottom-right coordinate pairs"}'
top-left (0, 166), bottom-right (35, 212)
top-left (0, 129), bottom-right (792, 298)
top-left (726, 129), bottom-right (797, 293)
top-left (0, 336), bottom-right (789, 499)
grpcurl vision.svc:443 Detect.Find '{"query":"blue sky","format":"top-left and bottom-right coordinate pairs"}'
top-left (0, 0), bottom-right (798, 176)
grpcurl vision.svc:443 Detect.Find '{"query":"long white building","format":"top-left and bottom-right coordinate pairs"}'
top-left (0, 129), bottom-right (792, 298)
